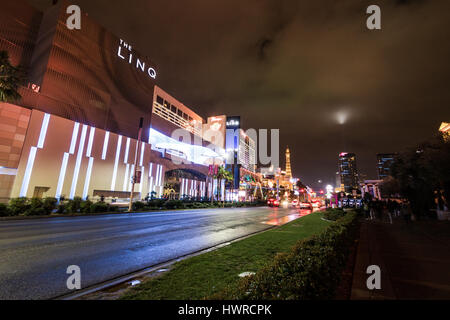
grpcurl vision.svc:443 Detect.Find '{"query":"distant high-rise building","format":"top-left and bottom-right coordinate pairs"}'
top-left (376, 153), bottom-right (397, 180)
top-left (285, 147), bottom-right (292, 179)
top-left (338, 152), bottom-right (359, 194)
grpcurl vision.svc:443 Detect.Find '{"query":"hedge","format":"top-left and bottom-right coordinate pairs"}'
top-left (210, 211), bottom-right (360, 300)
top-left (1, 197), bottom-right (266, 217)
top-left (323, 208), bottom-right (346, 221)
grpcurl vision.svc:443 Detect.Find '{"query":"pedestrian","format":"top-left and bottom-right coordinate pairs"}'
top-left (402, 202), bottom-right (412, 224)
top-left (363, 201), bottom-right (370, 219)
top-left (369, 200), bottom-right (376, 220)
top-left (383, 202), bottom-right (393, 224)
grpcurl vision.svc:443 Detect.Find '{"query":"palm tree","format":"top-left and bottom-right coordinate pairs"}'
top-left (0, 51), bottom-right (23, 102)
top-left (215, 166), bottom-right (233, 207)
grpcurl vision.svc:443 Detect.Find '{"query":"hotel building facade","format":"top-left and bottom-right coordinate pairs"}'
top-left (0, 0), bottom-right (227, 202)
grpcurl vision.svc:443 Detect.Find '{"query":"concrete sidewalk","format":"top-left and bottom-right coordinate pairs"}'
top-left (351, 218), bottom-right (450, 299)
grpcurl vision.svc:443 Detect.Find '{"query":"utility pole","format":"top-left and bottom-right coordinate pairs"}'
top-left (129, 117), bottom-right (144, 212)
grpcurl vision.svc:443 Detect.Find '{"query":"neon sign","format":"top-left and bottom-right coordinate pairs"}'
top-left (117, 39), bottom-right (157, 80)
top-left (226, 120), bottom-right (240, 127)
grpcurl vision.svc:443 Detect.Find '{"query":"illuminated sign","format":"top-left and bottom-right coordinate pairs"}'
top-left (226, 116), bottom-right (241, 129)
top-left (117, 39), bottom-right (157, 80)
top-left (226, 119), bottom-right (240, 127)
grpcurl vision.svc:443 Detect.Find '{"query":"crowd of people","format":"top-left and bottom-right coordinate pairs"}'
top-left (362, 199), bottom-right (413, 224)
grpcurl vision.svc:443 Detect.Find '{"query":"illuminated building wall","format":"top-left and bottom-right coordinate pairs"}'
top-left (15, 0), bottom-right (157, 142)
top-left (153, 86), bottom-right (203, 137)
top-left (7, 105), bottom-right (209, 200)
top-left (0, 1), bottom-right (224, 201)
top-left (0, 103), bottom-right (32, 202)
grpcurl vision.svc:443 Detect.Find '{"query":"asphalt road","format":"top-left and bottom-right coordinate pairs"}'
top-left (0, 206), bottom-right (308, 300)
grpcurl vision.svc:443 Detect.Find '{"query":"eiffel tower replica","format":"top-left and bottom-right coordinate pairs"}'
top-left (286, 146), bottom-right (292, 180)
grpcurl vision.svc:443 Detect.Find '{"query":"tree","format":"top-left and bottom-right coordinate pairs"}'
top-left (0, 51), bottom-right (23, 102)
top-left (391, 133), bottom-right (450, 217)
top-left (379, 176), bottom-right (401, 198)
top-left (214, 166), bottom-right (233, 206)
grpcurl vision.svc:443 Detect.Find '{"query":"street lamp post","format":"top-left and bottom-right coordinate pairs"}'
top-left (128, 117), bottom-right (144, 212)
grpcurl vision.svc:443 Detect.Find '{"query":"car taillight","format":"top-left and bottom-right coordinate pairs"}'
top-left (274, 201), bottom-right (279, 205)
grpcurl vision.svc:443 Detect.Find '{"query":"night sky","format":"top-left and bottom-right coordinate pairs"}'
top-left (28, 0), bottom-right (450, 189)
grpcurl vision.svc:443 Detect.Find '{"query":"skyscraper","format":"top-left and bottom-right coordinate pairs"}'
top-left (338, 152), bottom-right (359, 194)
top-left (376, 153), bottom-right (397, 180)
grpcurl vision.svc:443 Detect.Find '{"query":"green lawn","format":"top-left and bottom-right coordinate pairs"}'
top-left (121, 211), bottom-right (332, 300)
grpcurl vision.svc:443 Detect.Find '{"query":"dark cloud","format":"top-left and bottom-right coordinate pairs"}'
top-left (28, 0), bottom-right (450, 189)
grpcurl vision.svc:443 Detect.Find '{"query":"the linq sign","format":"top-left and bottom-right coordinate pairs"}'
top-left (117, 39), bottom-right (157, 80)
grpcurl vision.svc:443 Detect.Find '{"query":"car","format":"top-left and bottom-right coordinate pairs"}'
top-left (299, 201), bottom-right (313, 210)
top-left (291, 199), bottom-right (299, 207)
top-left (311, 200), bottom-right (321, 208)
top-left (267, 198), bottom-right (280, 207)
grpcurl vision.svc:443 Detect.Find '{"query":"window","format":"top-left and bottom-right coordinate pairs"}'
top-left (183, 113), bottom-right (188, 120)
top-left (171, 105), bottom-right (177, 113)
top-left (156, 96), bottom-right (164, 105)
top-left (189, 116), bottom-right (193, 122)
top-left (163, 100), bottom-right (170, 109)
top-left (177, 109), bottom-right (183, 117)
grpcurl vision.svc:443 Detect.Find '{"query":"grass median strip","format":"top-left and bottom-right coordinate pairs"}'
top-left (121, 211), bottom-right (331, 300)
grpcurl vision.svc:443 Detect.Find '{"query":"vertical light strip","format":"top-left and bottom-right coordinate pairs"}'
top-left (86, 127), bottom-right (95, 157)
top-left (189, 180), bottom-right (192, 197)
top-left (69, 125), bottom-right (88, 199)
top-left (195, 181), bottom-right (197, 197)
top-left (19, 113), bottom-right (51, 197)
top-left (102, 131), bottom-right (110, 160)
top-left (82, 157), bottom-right (94, 200)
top-left (188, 180), bottom-right (191, 197)
top-left (37, 114), bottom-right (50, 148)
top-left (124, 137), bottom-right (130, 163)
top-left (69, 123), bottom-right (80, 154)
top-left (82, 127), bottom-right (96, 199)
top-left (123, 163), bottom-right (130, 191)
top-left (148, 162), bottom-right (153, 178)
top-left (149, 176), bottom-right (154, 194)
top-left (55, 122), bottom-right (80, 199)
top-left (148, 163), bottom-right (153, 194)
top-left (55, 153), bottom-right (69, 200)
top-left (19, 147), bottom-right (37, 197)
top-left (221, 179), bottom-right (225, 201)
top-left (180, 178), bottom-right (185, 197)
top-left (139, 142), bottom-right (145, 166)
top-left (158, 165), bottom-right (163, 186)
top-left (111, 135), bottom-right (123, 191)
top-left (155, 165), bottom-right (160, 188)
